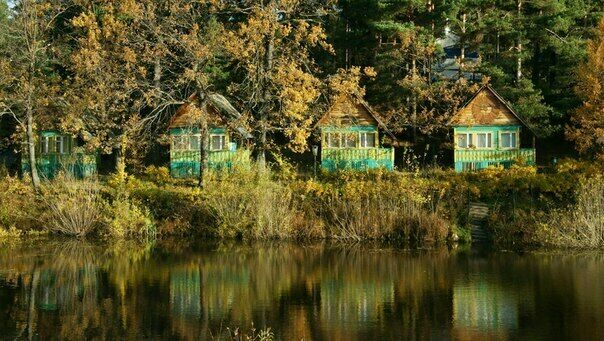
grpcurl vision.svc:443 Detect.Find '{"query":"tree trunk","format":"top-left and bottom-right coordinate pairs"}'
top-left (154, 57), bottom-right (162, 91)
top-left (258, 33), bottom-right (274, 171)
top-left (26, 96), bottom-right (40, 190)
top-left (460, 13), bottom-right (467, 78)
top-left (27, 269), bottom-right (39, 341)
top-left (198, 107), bottom-right (208, 188)
top-left (496, 32), bottom-right (500, 58)
top-left (516, 0), bottom-right (523, 83)
top-left (115, 134), bottom-right (127, 181)
top-left (411, 57), bottom-right (418, 143)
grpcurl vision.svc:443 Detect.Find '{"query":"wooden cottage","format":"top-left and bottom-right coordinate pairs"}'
top-left (169, 93), bottom-right (252, 178)
top-left (316, 94), bottom-right (396, 171)
top-left (451, 86), bottom-right (536, 172)
top-left (21, 130), bottom-right (97, 179)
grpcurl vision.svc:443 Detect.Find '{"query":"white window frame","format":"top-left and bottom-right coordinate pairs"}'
top-left (341, 133), bottom-right (356, 148)
top-left (172, 135), bottom-right (188, 151)
top-left (188, 135), bottom-right (201, 151)
top-left (209, 134), bottom-right (227, 151)
top-left (42, 136), bottom-right (51, 154)
top-left (499, 131), bottom-right (519, 149)
top-left (55, 136), bottom-right (68, 154)
top-left (325, 132), bottom-right (341, 149)
top-left (455, 133), bottom-right (473, 149)
top-left (475, 132), bottom-right (493, 149)
top-left (359, 132), bottom-right (377, 148)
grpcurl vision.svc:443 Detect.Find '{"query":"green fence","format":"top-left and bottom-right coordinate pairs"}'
top-left (454, 148), bottom-right (536, 172)
top-left (321, 148), bottom-right (395, 172)
top-left (170, 149), bottom-right (252, 178)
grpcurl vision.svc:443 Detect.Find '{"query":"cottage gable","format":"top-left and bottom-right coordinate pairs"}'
top-left (170, 101), bottom-right (222, 128)
top-left (317, 95), bottom-right (379, 127)
top-left (452, 87), bottom-right (521, 126)
top-left (169, 93), bottom-right (252, 139)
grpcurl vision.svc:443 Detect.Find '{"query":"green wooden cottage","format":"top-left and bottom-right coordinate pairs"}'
top-left (21, 130), bottom-right (97, 179)
top-left (169, 93), bottom-right (252, 178)
top-left (316, 94), bottom-right (396, 171)
top-left (451, 85), bottom-right (536, 172)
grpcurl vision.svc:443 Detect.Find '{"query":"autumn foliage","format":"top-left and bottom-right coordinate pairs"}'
top-left (568, 18), bottom-right (604, 158)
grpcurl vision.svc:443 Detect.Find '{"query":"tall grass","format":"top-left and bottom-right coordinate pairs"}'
top-left (203, 169), bottom-right (295, 239)
top-left (40, 173), bottom-right (103, 237)
top-left (549, 175), bottom-right (604, 248)
top-left (321, 180), bottom-right (449, 242)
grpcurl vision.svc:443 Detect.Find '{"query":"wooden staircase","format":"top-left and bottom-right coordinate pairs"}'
top-left (469, 202), bottom-right (490, 243)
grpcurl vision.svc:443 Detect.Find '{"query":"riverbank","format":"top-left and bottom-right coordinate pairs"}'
top-left (1, 159), bottom-right (603, 248)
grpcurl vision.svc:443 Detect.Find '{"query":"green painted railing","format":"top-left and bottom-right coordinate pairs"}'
top-left (21, 153), bottom-right (97, 179)
top-left (170, 149), bottom-right (252, 178)
top-left (454, 148), bottom-right (536, 172)
top-left (321, 148), bottom-right (394, 171)
top-left (454, 148), bottom-right (536, 163)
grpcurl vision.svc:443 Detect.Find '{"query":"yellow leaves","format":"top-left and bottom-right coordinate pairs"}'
top-left (123, 47), bottom-right (136, 65)
top-left (328, 66), bottom-right (376, 100)
top-left (568, 18), bottom-right (604, 155)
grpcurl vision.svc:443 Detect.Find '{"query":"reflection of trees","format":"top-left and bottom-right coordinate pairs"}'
top-left (1, 241), bottom-right (604, 340)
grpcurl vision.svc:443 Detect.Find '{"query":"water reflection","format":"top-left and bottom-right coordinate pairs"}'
top-left (0, 239), bottom-right (603, 340)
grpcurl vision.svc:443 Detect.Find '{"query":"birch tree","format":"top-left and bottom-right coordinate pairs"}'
top-left (0, 0), bottom-right (64, 189)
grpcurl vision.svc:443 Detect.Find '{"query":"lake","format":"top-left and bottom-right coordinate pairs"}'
top-left (0, 238), bottom-right (603, 340)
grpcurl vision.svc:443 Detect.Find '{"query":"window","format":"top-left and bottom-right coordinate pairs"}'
top-left (189, 136), bottom-right (200, 151)
top-left (476, 133), bottom-right (492, 148)
top-left (456, 133), bottom-right (473, 148)
top-left (210, 135), bottom-right (226, 151)
top-left (326, 133), bottom-right (340, 148)
top-left (360, 132), bottom-right (376, 148)
top-left (55, 136), bottom-right (68, 154)
top-left (342, 133), bottom-right (356, 148)
top-left (173, 136), bottom-right (189, 151)
top-left (500, 132), bottom-right (518, 149)
top-left (40, 136), bottom-right (51, 154)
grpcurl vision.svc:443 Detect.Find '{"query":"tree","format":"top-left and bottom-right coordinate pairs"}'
top-left (67, 0), bottom-right (226, 177)
top-left (567, 18), bottom-right (604, 157)
top-left (223, 0), bottom-right (334, 167)
top-left (0, 0), bottom-right (64, 189)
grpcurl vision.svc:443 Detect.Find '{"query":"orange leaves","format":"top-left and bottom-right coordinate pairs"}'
top-left (568, 18), bottom-right (604, 156)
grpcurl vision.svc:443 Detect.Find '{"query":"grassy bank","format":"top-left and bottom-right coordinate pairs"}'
top-left (1, 160), bottom-right (603, 248)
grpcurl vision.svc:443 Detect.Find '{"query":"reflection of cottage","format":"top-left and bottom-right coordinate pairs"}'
top-left (170, 268), bottom-right (201, 318)
top-left (453, 279), bottom-right (518, 337)
top-left (21, 130), bottom-right (97, 179)
top-left (169, 93), bottom-right (253, 178)
top-left (451, 86), bottom-right (536, 172)
top-left (316, 94), bottom-right (396, 171)
top-left (320, 279), bottom-right (394, 328)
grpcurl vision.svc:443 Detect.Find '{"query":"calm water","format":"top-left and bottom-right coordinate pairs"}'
top-left (0, 239), bottom-right (603, 340)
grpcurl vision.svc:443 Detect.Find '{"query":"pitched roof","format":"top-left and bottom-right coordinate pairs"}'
top-left (316, 93), bottom-right (397, 141)
top-left (169, 93), bottom-right (252, 139)
top-left (451, 85), bottom-right (535, 135)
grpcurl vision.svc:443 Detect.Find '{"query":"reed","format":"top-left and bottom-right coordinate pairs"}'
top-left (40, 173), bottom-right (103, 237)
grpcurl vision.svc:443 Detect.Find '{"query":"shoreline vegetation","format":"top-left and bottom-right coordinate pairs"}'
top-left (1, 159), bottom-right (603, 249)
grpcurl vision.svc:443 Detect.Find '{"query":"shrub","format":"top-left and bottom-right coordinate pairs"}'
top-left (0, 175), bottom-right (38, 231)
top-left (203, 169), bottom-right (296, 239)
top-left (547, 175), bottom-right (604, 248)
top-left (103, 174), bottom-right (157, 239)
top-left (40, 174), bottom-right (104, 238)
